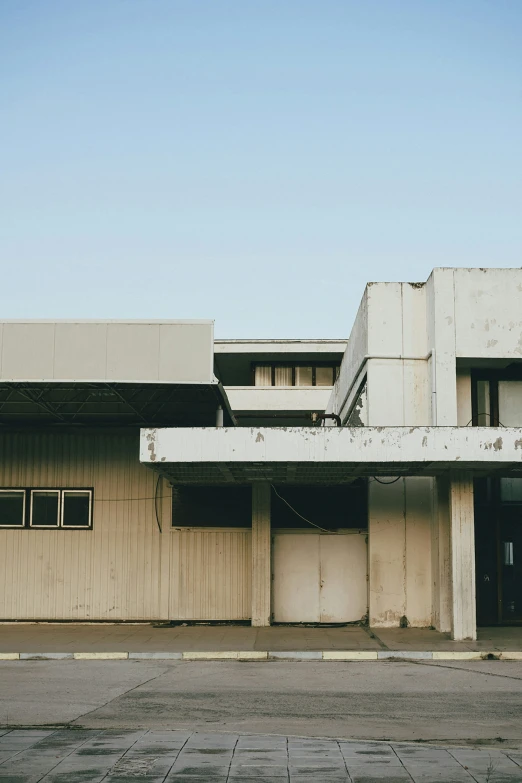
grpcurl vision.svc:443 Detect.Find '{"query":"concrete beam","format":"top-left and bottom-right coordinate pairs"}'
top-left (141, 426), bottom-right (522, 471)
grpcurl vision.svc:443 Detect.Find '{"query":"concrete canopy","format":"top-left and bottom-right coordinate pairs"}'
top-left (140, 426), bottom-right (522, 484)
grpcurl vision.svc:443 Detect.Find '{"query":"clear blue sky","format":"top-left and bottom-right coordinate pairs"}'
top-left (1, 1), bottom-right (521, 338)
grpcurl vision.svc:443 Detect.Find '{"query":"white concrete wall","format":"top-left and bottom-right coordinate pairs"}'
top-left (453, 268), bottom-right (522, 359)
top-left (328, 267), bottom-right (522, 631)
top-left (0, 320), bottom-right (214, 383)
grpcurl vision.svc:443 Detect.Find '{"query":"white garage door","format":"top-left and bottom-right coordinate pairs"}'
top-left (272, 531), bottom-right (367, 623)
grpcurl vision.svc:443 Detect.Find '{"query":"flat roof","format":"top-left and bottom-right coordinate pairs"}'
top-left (215, 339), bottom-right (348, 355)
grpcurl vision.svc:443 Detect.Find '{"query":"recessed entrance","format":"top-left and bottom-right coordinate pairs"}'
top-left (475, 478), bottom-right (522, 625)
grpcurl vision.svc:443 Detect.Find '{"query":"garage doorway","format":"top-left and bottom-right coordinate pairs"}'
top-left (272, 531), bottom-right (367, 623)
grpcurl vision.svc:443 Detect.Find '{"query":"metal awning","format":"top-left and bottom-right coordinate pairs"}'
top-left (0, 382), bottom-right (234, 427)
top-left (140, 426), bottom-right (522, 484)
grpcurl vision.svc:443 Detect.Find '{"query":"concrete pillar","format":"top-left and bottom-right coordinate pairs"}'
top-left (251, 482), bottom-right (271, 626)
top-left (449, 473), bottom-right (476, 641)
top-left (431, 476), bottom-right (452, 633)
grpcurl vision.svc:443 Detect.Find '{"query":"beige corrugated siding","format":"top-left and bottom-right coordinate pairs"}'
top-left (0, 432), bottom-right (163, 620)
top-left (170, 531), bottom-right (251, 620)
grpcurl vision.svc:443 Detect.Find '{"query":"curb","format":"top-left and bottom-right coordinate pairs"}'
top-left (1, 650), bottom-right (521, 661)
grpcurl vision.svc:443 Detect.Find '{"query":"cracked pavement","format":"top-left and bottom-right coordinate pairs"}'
top-left (1, 660), bottom-right (522, 781)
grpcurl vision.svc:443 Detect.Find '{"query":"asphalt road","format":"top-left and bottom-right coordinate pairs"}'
top-left (1, 660), bottom-right (522, 747)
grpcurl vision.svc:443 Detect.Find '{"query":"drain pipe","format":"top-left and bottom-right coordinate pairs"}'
top-left (311, 412), bottom-right (341, 427)
top-left (216, 405), bottom-right (224, 427)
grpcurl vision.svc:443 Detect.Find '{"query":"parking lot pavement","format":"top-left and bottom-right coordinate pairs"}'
top-left (0, 729), bottom-right (521, 783)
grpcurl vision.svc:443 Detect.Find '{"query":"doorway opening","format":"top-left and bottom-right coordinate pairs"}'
top-left (475, 477), bottom-right (522, 625)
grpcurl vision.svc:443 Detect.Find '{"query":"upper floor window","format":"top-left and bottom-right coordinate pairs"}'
top-left (253, 363), bottom-right (339, 388)
top-left (472, 368), bottom-right (522, 426)
top-left (0, 488), bottom-right (93, 529)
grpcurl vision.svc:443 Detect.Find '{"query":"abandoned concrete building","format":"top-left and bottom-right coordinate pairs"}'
top-left (1, 267), bottom-right (521, 641)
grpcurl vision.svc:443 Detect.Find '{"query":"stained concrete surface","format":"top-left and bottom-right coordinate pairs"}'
top-left (1, 660), bottom-right (522, 747)
top-left (2, 623), bottom-right (522, 652)
top-left (0, 729), bottom-right (521, 782)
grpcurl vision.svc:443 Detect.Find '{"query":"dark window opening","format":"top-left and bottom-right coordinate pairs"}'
top-left (0, 488), bottom-right (93, 530)
top-left (471, 367), bottom-right (522, 427)
top-left (271, 482), bottom-right (367, 531)
top-left (62, 491), bottom-right (92, 528)
top-left (0, 490), bottom-right (25, 527)
top-left (172, 482), bottom-right (367, 531)
top-left (172, 486), bottom-right (252, 528)
top-left (31, 490), bottom-right (60, 527)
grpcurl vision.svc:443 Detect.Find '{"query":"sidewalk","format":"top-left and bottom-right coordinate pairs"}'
top-left (2, 729), bottom-right (522, 782)
top-left (1, 623), bottom-right (522, 659)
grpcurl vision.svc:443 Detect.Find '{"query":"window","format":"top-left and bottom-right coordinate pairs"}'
top-left (471, 368), bottom-right (522, 427)
top-left (0, 490), bottom-right (26, 528)
top-left (172, 486), bottom-right (251, 528)
top-left (0, 489), bottom-right (93, 529)
top-left (254, 363), bottom-right (339, 387)
top-left (62, 491), bottom-right (92, 528)
top-left (31, 490), bottom-right (60, 527)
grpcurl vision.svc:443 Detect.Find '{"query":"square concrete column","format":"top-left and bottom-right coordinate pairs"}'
top-left (449, 473), bottom-right (476, 641)
top-left (251, 482), bottom-right (271, 626)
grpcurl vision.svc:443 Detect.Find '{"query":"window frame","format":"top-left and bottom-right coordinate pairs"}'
top-left (61, 489), bottom-right (93, 529)
top-left (252, 361), bottom-right (340, 388)
top-left (0, 489), bottom-right (26, 528)
top-left (0, 488), bottom-right (94, 530)
top-left (30, 489), bottom-right (61, 529)
top-left (471, 366), bottom-right (522, 426)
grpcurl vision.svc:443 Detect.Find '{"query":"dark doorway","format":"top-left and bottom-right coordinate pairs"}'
top-left (475, 478), bottom-right (522, 625)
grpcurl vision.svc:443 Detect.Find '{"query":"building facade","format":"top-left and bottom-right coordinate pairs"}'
top-left (1, 269), bottom-right (521, 640)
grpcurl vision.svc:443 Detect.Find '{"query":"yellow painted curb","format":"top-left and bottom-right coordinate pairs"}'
top-left (238, 651), bottom-right (268, 660)
top-left (73, 652), bottom-right (128, 660)
top-left (432, 651), bottom-right (482, 660)
top-left (182, 651), bottom-right (239, 660)
top-left (0, 653), bottom-right (19, 660)
top-left (500, 651), bottom-right (522, 660)
top-left (322, 651), bottom-right (378, 661)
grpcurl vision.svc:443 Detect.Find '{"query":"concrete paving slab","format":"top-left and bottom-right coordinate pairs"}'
top-left (3, 729), bottom-right (522, 782)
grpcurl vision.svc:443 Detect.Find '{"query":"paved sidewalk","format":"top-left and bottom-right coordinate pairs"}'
top-left (1, 623), bottom-right (522, 655)
top-left (0, 728), bottom-right (520, 782)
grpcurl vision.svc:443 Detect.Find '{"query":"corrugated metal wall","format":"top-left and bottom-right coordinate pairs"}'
top-left (170, 531), bottom-right (251, 620)
top-left (0, 432), bottom-right (163, 620)
top-left (0, 432), bottom-right (252, 621)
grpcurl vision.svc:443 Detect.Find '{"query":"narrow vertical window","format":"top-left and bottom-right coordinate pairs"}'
top-left (30, 490), bottom-right (60, 527)
top-left (476, 380), bottom-right (491, 425)
top-left (274, 367), bottom-right (293, 386)
top-left (254, 366), bottom-right (272, 386)
top-left (315, 367), bottom-right (334, 386)
top-left (295, 367), bottom-right (313, 386)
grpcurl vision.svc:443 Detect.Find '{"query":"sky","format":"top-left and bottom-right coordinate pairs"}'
top-left (0, 1), bottom-right (521, 338)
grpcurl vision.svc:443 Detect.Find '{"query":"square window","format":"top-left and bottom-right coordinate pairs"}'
top-left (274, 366), bottom-right (293, 386)
top-left (62, 491), bottom-right (92, 528)
top-left (0, 490), bottom-right (25, 527)
top-left (295, 367), bottom-right (313, 386)
top-left (254, 366), bottom-right (272, 386)
top-left (316, 367), bottom-right (334, 386)
top-left (30, 490), bottom-right (60, 527)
